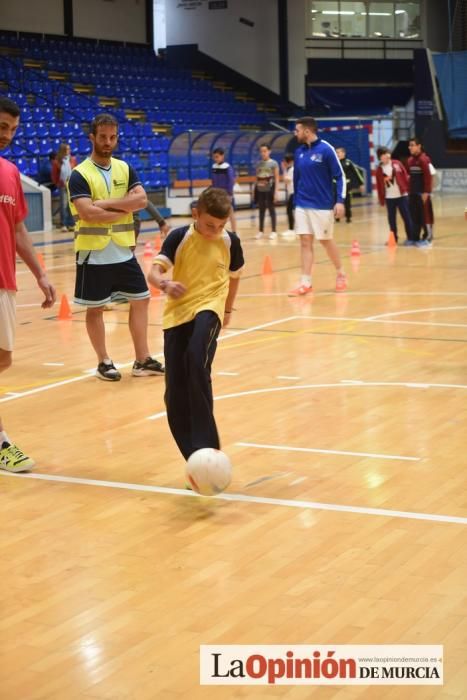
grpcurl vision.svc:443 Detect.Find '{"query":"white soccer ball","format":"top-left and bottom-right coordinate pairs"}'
top-left (186, 448), bottom-right (232, 496)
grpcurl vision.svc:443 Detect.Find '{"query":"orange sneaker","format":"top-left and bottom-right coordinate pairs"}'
top-left (288, 283), bottom-right (312, 297)
top-left (335, 272), bottom-right (347, 292)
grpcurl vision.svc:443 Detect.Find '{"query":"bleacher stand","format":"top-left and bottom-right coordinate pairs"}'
top-left (0, 32), bottom-right (278, 192)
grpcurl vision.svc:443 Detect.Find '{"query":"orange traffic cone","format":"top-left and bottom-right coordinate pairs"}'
top-left (143, 241), bottom-right (153, 258)
top-left (154, 233), bottom-right (161, 253)
top-left (387, 230), bottom-right (397, 247)
top-left (37, 252), bottom-right (46, 270)
top-left (350, 240), bottom-right (360, 256)
top-left (150, 284), bottom-right (160, 298)
top-left (262, 255), bottom-right (273, 275)
top-left (58, 294), bottom-right (72, 320)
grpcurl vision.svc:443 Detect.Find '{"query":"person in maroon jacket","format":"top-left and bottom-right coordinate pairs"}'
top-left (376, 147), bottom-right (414, 245)
top-left (407, 137), bottom-right (434, 247)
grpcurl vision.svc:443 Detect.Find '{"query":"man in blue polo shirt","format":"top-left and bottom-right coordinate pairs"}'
top-left (289, 117), bottom-right (347, 296)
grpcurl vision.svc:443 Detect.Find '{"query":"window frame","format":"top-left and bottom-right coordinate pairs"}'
top-left (308, 0), bottom-right (421, 39)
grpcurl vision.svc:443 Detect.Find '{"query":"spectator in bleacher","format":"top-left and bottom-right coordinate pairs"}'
top-left (335, 146), bottom-right (365, 223)
top-left (281, 154), bottom-right (295, 235)
top-left (0, 96), bottom-right (56, 473)
top-left (376, 147), bottom-right (414, 245)
top-left (407, 137), bottom-right (434, 247)
top-left (37, 151), bottom-right (56, 192)
top-left (67, 113), bottom-right (164, 382)
top-left (210, 148), bottom-right (237, 233)
top-left (52, 143), bottom-right (76, 232)
top-left (254, 144), bottom-right (279, 240)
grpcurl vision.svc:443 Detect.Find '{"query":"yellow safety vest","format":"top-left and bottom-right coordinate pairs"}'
top-left (70, 157), bottom-right (136, 251)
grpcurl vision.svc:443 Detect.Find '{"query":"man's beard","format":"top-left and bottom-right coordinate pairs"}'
top-left (94, 144), bottom-right (114, 159)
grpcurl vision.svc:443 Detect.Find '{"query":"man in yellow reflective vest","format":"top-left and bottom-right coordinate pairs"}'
top-left (68, 113), bottom-right (164, 381)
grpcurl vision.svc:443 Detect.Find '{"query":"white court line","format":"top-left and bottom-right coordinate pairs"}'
top-left (0, 373), bottom-right (93, 403)
top-left (16, 262), bottom-right (75, 275)
top-left (0, 363), bottom-right (133, 404)
top-left (217, 371), bottom-right (239, 376)
top-left (219, 316), bottom-right (298, 342)
top-left (16, 303), bottom-right (50, 308)
top-left (236, 441), bottom-right (419, 462)
top-left (276, 375), bottom-right (301, 380)
top-left (298, 314), bottom-right (467, 329)
top-left (365, 306), bottom-right (467, 321)
top-left (43, 362), bottom-right (65, 367)
top-left (237, 292), bottom-right (467, 298)
top-left (1, 471), bottom-right (466, 525)
top-left (147, 380), bottom-right (467, 420)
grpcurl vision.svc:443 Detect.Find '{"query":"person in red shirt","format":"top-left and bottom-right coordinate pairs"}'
top-left (407, 137), bottom-right (434, 247)
top-left (375, 147), bottom-right (414, 245)
top-left (0, 97), bottom-right (56, 473)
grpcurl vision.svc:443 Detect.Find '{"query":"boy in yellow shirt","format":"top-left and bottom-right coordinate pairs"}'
top-left (148, 188), bottom-right (244, 460)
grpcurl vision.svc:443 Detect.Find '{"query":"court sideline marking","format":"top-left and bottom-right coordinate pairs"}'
top-left (147, 380), bottom-right (467, 420)
top-left (236, 441), bottom-right (420, 462)
top-left (1, 470), bottom-right (466, 526)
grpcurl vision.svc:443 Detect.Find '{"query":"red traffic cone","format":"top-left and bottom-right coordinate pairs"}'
top-left (37, 252), bottom-right (46, 270)
top-left (262, 255), bottom-right (273, 275)
top-left (350, 240), bottom-right (360, 256)
top-left (154, 233), bottom-right (161, 253)
top-left (58, 294), bottom-right (72, 320)
top-left (387, 230), bottom-right (397, 247)
top-left (143, 241), bottom-right (153, 258)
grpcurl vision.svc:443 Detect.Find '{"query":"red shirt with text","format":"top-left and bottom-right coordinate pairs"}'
top-left (0, 157), bottom-right (27, 290)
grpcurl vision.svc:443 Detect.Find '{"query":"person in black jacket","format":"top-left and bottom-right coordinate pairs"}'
top-left (335, 147), bottom-right (364, 223)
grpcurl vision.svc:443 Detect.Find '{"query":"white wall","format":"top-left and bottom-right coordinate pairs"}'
top-left (153, 0), bottom-right (167, 53)
top-left (165, 0), bottom-right (279, 94)
top-left (288, 0), bottom-right (307, 106)
top-left (0, 0), bottom-right (64, 34)
top-left (73, 0), bottom-right (147, 43)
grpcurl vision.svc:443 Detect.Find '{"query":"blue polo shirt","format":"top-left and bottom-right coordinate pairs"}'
top-left (294, 138), bottom-right (346, 209)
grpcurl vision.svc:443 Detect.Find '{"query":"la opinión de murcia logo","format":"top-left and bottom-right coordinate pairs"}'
top-left (200, 646), bottom-right (443, 686)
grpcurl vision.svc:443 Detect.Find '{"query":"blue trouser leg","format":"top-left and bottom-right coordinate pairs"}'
top-left (385, 199), bottom-right (398, 240)
top-left (409, 193), bottom-right (423, 241)
top-left (164, 311), bottom-right (221, 460)
top-left (397, 196), bottom-right (414, 242)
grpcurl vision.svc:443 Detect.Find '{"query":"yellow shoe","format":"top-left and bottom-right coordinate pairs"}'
top-left (0, 441), bottom-right (35, 472)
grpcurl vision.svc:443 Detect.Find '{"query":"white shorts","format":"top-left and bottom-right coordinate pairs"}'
top-left (295, 207), bottom-right (334, 240)
top-left (0, 290), bottom-right (16, 352)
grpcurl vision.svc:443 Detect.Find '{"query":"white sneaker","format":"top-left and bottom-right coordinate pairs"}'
top-left (254, 231), bottom-right (264, 240)
top-left (269, 231), bottom-right (278, 240)
top-left (281, 229), bottom-right (294, 237)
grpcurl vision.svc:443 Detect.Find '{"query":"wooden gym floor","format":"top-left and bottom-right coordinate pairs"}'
top-left (0, 193), bottom-right (466, 699)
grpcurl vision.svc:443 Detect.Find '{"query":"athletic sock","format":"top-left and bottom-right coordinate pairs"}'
top-left (0, 431), bottom-right (10, 445)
